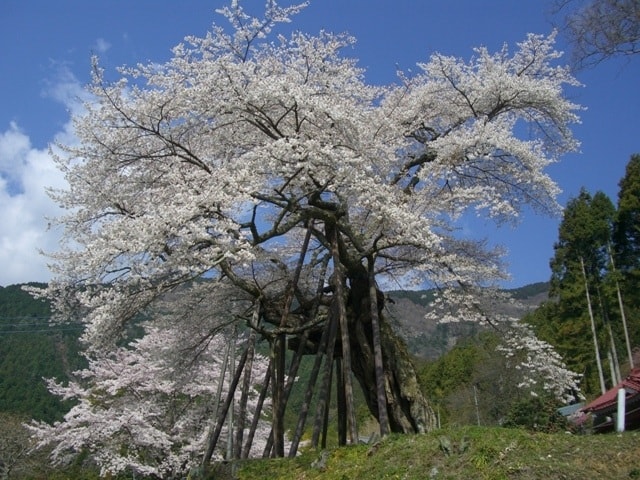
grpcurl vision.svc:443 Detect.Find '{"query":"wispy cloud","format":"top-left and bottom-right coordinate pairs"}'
top-left (41, 62), bottom-right (90, 116)
top-left (94, 38), bottom-right (111, 54)
top-left (0, 122), bottom-right (30, 195)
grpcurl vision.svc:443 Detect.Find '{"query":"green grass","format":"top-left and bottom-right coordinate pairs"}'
top-left (235, 427), bottom-right (640, 479)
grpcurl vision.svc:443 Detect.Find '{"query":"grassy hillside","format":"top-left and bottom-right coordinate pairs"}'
top-left (235, 426), bottom-right (640, 480)
top-left (10, 425), bottom-right (640, 479)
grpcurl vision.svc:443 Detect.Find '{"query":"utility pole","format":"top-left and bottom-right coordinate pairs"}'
top-left (581, 256), bottom-right (607, 394)
top-left (609, 244), bottom-right (634, 369)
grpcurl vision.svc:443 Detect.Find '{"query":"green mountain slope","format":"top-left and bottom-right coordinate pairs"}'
top-left (385, 283), bottom-right (549, 360)
top-left (0, 283), bottom-right (84, 422)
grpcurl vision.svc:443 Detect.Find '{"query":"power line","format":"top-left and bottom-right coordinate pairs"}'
top-left (0, 316), bottom-right (53, 322)
top-left (0, 322), bottom-right (62, 328)
top-left (0, 316), bottom-right (82, 327)
top-left (0, 326), bottom-right (84, 335)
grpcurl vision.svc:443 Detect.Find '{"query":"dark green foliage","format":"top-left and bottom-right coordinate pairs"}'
top-left (614, 154), bottom-right (640, 275)
top-left (539, 188), bottom-right (622, 395)
top-left (550, 188), bottom-right (615, 298)
top-left (0, 332), bottom-right (81, 422)
top-left (418, 337), bottom-right (483, 403)
top-left (0, 283), bottom-right (84, 422)
top-left (417, 333), bottom-right (532, 427)
top-left (524, 155), bottom-right (640, 398)
top-left (0, 283), bottom-right (50, 326)
top-left (503, 395), bottom-right (568, 433)
top-left (613, 154), bottom-right (640, 346)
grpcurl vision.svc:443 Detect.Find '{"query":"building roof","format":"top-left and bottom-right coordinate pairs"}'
top-left (557, 402), bottom-right (584, 417)
top-left (582, 368), bottom-right (640, 415)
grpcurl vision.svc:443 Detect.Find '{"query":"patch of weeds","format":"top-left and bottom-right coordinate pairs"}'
top-left (471, 444), bottom-right (499, 469)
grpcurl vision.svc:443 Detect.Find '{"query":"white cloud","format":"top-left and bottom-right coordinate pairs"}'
top-left (0, 122), bottom-right (30, 193)
top-left (0, 126), bottom-right (67, 285)
top-left (0, 68), bottom-right (84, 286)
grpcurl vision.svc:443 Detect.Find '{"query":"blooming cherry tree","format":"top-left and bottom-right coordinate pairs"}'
top-left (37, 0), bottom-right (582, 464)
top-left (29, 309), bottom-right (272, 478)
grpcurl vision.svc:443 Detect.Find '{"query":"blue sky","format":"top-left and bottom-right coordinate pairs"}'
top-left (0, 1), bottom-right (638, 287)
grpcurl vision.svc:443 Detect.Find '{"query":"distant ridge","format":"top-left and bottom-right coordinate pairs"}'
top-left (384, 282), bottom-right (550, 360)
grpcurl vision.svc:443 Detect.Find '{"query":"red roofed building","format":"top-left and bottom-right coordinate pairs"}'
top-left (582, 368), bottom-right (640, 433)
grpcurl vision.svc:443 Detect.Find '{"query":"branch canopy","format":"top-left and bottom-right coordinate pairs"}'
top-left (43, 3), bottom-right (580, 349)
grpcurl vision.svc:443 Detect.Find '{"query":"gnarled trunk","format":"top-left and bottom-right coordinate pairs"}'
top-left (346, 271), bottom-right (436, 433)
top-left (286, 261), bottom-right (436, 440)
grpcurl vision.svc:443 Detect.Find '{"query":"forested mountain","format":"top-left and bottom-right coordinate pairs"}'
top-left (0, 284), bottom-right (84, 422)
top-left (0, 283), bottom-right (50, 319)
top-left (0, 282), bottom-right (549, 424)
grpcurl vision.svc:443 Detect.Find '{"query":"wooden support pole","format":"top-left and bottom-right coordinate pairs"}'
top-left (581, 256), bottom-right (607, 394)
top-left (367, 255), bottom-right (390, 436)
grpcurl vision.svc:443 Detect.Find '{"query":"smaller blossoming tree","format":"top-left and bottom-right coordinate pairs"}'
top-left (428, 287), bottom-right (583, 403)
top-left (28, 296), bottom-right (273, 479)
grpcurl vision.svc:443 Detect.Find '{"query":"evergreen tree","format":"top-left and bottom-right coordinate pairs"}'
top-left (544, 189), bottom-right (617, 394)
top-left (613, 154), bottom-right (640, 345)
top-left (528, 157), bottom-right (640, 394)
top-left (550, 189), bottom-right (615, 292)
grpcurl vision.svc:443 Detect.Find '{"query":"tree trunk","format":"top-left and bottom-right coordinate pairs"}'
top-left (581, 256), bottom-right (607, 394)
top-left (234, 329), bottom-right (257, 459)
top-left (367, 255), bottom-right (390, 436)
top-left (289, 312), bottom-right (332, 456)
top-left (351, 310), bottom-right (435, 433)
top-left (271, 335), bottom-right (286, 457)
top-left (242, 361), bottom-right (270, 459)
top-left (272, 225), bottom-right (313, 456)
top-left (290, 260), bottom-right (436, 439)
top-left (329, 226), bottom-right (359, 444)
top-left (311, 312), bottom-right (339, 448)
top-left (609, 244), bottom-right (634, 369)
top-left (202, 344), bottom-right (249, 465)
top-left (345, 266), bottom-right (436, 434)
top-left (336, 357), bottom-right (347, 445)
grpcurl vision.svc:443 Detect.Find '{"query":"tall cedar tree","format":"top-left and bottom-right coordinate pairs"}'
top-left (543, 189), bottom-right (622, 393)
top-left (614, 154), bottom-right (640, 333)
